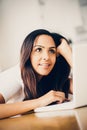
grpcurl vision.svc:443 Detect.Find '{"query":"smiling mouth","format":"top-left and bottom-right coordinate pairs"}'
top-left (39, 63), bottom-right (50, 68)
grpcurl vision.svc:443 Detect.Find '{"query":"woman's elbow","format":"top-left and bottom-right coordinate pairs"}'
top-left (0, 93), bottom-right (5, 103)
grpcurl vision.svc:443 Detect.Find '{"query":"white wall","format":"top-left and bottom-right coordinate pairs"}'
top-left (0, 0), bottom-right (83, 70)
top-left (0, 0), bottom-right (41, 70)
top-left (39, 0), bottom-right (82, 39)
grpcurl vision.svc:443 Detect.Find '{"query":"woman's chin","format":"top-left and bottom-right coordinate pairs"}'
top-left (38, 71), bottom-right (51, 76)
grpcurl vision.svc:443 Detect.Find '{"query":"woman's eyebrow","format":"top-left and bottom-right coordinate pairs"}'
top-left (33, 45), bottom-right (56, 49)
top-left (33, 45), bottom-right (44, 48)
top-left (49, 47), bottom-right (56, 49)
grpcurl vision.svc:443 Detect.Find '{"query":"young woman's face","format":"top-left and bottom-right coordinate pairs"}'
top-left (30, 35), bottom-right (57, 76)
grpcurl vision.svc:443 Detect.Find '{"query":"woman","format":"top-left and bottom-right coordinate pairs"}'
top-left (0, 29), bottom-right (72, 119)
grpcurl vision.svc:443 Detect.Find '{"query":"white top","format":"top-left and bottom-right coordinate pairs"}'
top-left (0, 64), bottom-right (25, 103)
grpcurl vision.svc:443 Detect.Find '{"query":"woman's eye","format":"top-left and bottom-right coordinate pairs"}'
top-left (35, 48), bottom-right (42, 52)
top-left (49, 49), bottom-right (56, 54)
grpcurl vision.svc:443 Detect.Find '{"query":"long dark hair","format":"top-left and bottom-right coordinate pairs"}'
top-left (20, 29), bottom-right (70, 99)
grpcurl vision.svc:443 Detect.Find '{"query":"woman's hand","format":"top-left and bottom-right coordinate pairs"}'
top-left (57, 39), bottom-right (72, 68)
top-left (37, 90), bottom-right (66, 107)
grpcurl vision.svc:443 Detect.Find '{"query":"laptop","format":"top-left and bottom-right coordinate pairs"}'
top-left (34, 42), bottom-right (87, 112)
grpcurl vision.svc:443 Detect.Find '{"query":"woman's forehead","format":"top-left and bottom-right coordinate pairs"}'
top-left (34, 34), bottom-right (56, 47)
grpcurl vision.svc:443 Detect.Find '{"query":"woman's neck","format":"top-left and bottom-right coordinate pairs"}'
top-left (35, 73), bottom-right (43, 82)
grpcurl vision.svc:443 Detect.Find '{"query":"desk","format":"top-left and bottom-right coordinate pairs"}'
top-left (0, 107), bottom-right (87, 130)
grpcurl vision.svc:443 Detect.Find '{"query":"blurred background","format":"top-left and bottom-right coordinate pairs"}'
top-left (0, 0), bottom-right (87, 71)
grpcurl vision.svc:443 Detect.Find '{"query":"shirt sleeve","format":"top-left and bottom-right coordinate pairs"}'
top-left (0, 64), bottom-right (25, 103)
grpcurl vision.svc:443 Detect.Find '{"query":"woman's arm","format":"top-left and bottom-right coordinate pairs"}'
top-left (0, 98), bottom-right (39, 119)
top-left (0, 90), bottom-right (65, 119)
top-left (57, 39), bottom-right (73, 94)
top-left (57, 39), bottom-right (72, 68)
top-left (0, 93), bottom-right (5, 103)
top-left (69, 78), bottom-right (73, 94)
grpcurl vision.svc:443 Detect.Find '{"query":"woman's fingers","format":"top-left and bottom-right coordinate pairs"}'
top-left (55, 91), bottom-right (65, 98)
top-left (54, 91), bottom-right (65, 103)
top-left (38, 90), bottom-right (66, 107)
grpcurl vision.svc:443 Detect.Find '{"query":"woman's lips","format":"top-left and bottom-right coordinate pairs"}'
top-left (39, 63), bottom-right (50, 68)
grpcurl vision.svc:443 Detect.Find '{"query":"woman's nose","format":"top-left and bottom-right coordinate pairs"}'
top-left (42, 52), bottom-right (49, 60)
